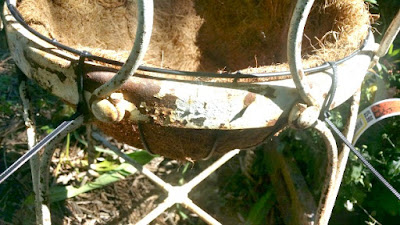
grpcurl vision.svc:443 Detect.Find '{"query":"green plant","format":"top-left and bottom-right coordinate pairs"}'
top-left (49, 150), bottom-right (154, 202)
top-left (332, 1), bottom-right (400, 222)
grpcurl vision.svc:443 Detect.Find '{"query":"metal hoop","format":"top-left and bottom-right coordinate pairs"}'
top-left (91, 0), bottom-right (154, 99)
top-left (312, 120), bottom-right (338, 225)
top-left (287, 0), bottom-right (318, 106)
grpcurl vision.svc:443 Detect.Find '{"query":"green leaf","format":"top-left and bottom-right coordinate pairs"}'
top-left (388, 159), bottom-right (400, 178)
top-left (350, 164), bottom-right (364, 184)
top-left (126, 150), bottom-right (156, 165)
top-left (176, 204), bottom-right (190, 220)
top-left (388, 44), bottom-right (394, 55)
top-left (390, 48), bottom-right (400, 57)
top-left (50, 168), bottom-right (131, 202)
top-left (364, 0), bottom-right (377, 4)
top-left (181, 162), bottom-right (191, 175)
top-left (246, 187), bottom-right (275, 225)
top-left (49, 151), bottom-right (155, 202)
top-left (40, 125), bottom-right (54, 134)
top-left (91, 160), bottom-right (119, 172)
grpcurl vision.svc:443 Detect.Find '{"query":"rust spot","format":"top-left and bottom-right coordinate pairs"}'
top-left (94, 116), bottom-right (282, 161)
top-left (55, 70), bottom-right (67, 82)
top-left (86, 71), bottom-right (189, 125)
top-left (86, 70), bottom-right (177, 105)
top-left (190, 117), bottom-right (206, 127)
top-left (230, 107), bottom-right (247, 123)
top-left (243, 92), bottom-right (256, 107)
top-left (85, 70), bottom-right (162, 104)
top-left (267, 119), bottom-right (277, 126)
top-left (297, 69), bottom-right (305, 79)
top-left (161, 94), bottom-right (178, 110)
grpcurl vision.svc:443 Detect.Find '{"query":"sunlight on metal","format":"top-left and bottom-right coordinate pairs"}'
top-left (312, 120), bottom-right (338, 225)
top-left (287, 0), bottom-right (318, 106)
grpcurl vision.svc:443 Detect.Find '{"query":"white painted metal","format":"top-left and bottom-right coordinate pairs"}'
top-left (3, 1), bottom-right (376, 130)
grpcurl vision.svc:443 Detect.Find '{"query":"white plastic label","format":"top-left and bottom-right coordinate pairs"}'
top-left (353, 98), bottom-right (400, 144)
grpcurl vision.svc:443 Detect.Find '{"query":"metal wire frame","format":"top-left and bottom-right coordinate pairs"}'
top-left (287, 0), bottom-right (318, 106)
top-left (288, 3), bottom-right (400, 108)
top-left (324, 90), bottom-right (362, 224)
top-left (16, 74), bottom-right (85, 224)
top-left (19, 74), bottom-right (50, 225)
top-left (286, 3), bottom-right (400, 223)
top-left (310, 120), bottom-right (338, 225)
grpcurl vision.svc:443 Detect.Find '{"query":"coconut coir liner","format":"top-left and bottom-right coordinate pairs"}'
top-left (17, 0), bottom-right (370, 73)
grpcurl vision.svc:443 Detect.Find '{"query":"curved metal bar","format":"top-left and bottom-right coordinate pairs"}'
top-left (312, 120), bottom-right (338, 225)
top-left (202, 133), bottom-right (220, 160)
top-left (287, 0), bottom-right (318, 106)
top-left (328, 90), bottom-right (361, 219)
top-left (376, 10), bottom-right (400, 58)
top-left (19, 74), bottom-right (48, 225)
top-left (91, 0), bottom-right (153, 99)
top-left (137, 122), bottom-right (154, 154)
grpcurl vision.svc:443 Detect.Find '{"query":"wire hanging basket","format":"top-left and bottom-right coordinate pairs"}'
top-left (3, 0), bottom-right (374, 160)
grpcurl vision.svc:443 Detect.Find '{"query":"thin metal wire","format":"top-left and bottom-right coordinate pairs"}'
top-left (202, 133), bottom-right (219, 160)
top-left (317, 52), bottom-right (400, 201)
top-left (320, 62), bottom-right (338, 113)
top-left (318, 55), bottom-right (400, 201)
top-left (137, 122), bottom-right (154, 154)
top-left (0, 115), bottom-right (84, 184)
top-left (324, 117), bottom-right (400, 201)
